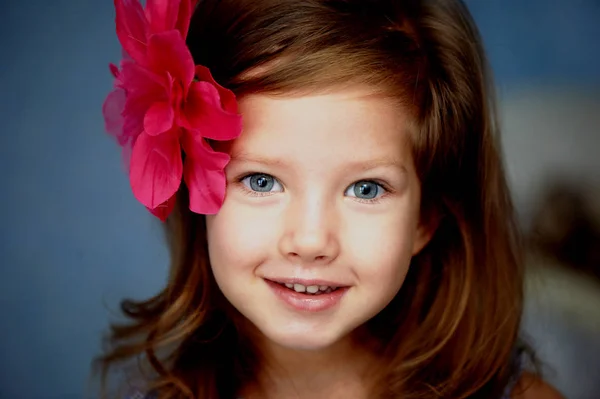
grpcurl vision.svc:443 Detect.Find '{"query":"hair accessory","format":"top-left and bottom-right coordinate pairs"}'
top-left (102, 0), bottom-right (243, 220)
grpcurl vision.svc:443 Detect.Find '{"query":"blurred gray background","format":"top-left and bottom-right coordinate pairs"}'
top-left (0, 1), bottom-right (598, 398)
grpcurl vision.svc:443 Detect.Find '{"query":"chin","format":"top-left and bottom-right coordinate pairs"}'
top-left (276, 334), bottom-right (337, 351)
top-left (267, 333), bottom-right (342, 352)
top-left (256, 320), bottom-right (354, 352)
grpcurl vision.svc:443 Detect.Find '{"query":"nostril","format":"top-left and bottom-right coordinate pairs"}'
top-left (286, 252), bottom-right (331, 263)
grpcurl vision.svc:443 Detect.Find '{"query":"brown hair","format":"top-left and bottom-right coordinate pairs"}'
top-left (96, 0), bottom-right (525, 398)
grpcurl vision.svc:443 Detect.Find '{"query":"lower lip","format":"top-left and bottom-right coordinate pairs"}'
top-left (265, 279), bottom-right (349, 312)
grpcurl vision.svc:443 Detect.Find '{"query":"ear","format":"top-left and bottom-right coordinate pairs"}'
top-left (411, 211), bottom-right (440, 256)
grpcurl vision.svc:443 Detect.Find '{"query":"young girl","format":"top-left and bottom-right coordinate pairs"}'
top-left (97, 0), bottom-right (563, 398)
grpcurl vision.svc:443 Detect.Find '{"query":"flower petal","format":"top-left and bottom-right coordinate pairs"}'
top-left (130, 131), bottom-right (183, 209)
top-left (144, 0), bottom-right (180, 34)
top-left (175, 0), bottom-right (196, 39)
top-left (115, 0), bottom-right (149, 65)
top-left (120, 107), bottom-right (146, 147)
top-left (144, 102), bottom-right (174, 136)
top-left (195, 65), bottom-right (238, 113)
top-left (183, 81), bottom-right (243, 141)
top-left (118, 61), bottom-right (167, 100)
top-left (144, 0), bottom-right (195, 39)
top-left (103, 87), bottom-right (126, 141)
top-left (182, 130), bottom-right (230, 214)
top-left (109, 63), bottom-right (120, 79)
top-left (147, 31), bottom-right (195, 85)
top-left (147, 196), bottom-right (177, 221)
top-left (115, 62), bottom-right (169, 147)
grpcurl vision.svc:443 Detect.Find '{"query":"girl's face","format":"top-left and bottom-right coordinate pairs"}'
top-left (206, 89), bottom-right (430, 351)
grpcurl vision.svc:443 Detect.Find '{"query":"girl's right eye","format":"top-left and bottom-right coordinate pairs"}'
top-left (239, 173), bottom-right (284, 196)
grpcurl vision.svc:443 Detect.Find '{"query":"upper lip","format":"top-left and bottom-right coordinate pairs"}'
top-left (265, 277), bottom-right (350, 287)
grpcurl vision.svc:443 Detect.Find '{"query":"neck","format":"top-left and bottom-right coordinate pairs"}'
top-left (240, 327), bottom-right (380, 399)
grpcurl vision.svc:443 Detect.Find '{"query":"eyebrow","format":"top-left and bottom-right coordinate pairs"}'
top-left (229, 153), bottom-right (288, 167)
top-left (348, 158), bottom-right (408, 173)
top-left (229, 153), bottom-right (407, 173)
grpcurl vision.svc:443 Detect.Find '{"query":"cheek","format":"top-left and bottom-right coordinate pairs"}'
top-left (348, 235), bottom-right (413, 316)
top-left (206, 202), bottom-right (278, 272)
top-left (350, 226), bottom-right (414, 287)
top-left (346, 205), bottom-right (420, 291)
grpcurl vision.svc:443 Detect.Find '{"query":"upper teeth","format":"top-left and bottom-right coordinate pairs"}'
top-left (285, 283), bottom-right (334, 293)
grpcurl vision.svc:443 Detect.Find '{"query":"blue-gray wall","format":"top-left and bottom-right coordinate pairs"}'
top-left (0, 1), bottom-right (598, 398)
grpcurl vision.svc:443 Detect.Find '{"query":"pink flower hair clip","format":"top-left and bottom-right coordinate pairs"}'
top-left (102, 0), bottom-right (243, 221)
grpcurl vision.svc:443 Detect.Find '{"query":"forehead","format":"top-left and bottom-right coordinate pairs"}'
top-left (225, 89), bottom-right (413, 168)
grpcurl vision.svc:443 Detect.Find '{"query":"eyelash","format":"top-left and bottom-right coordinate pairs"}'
top-left (235, 172), bottom-right (392, 204)
top-left (350, 181), bottom-right (391, 204)
top-left (236, 173), bottom-right (281, 198)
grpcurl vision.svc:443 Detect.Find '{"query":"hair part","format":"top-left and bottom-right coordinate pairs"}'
top-left (95, 1), bottom-right (525, 398)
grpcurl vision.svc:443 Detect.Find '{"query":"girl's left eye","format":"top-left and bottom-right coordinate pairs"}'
top-left (345, 180), bottom-right (387, 202)
top-left (240, 173), bottom-right (283, 194)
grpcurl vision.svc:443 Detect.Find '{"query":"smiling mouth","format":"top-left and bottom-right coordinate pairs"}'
top-left (269, 280), bottom-right (340, 295)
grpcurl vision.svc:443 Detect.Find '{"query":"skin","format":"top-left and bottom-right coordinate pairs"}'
top-left (205, 88), bottom-right (562, 398)
top-left (207, 89), bottom-right (430, 397)
top-left (513, 373), bottom-right (565, 399)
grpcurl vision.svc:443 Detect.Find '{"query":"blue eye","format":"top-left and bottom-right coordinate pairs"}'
top-left (241, 173), bottom-right (283, 193)
top-left (345, 180), bottom-right (385, 200)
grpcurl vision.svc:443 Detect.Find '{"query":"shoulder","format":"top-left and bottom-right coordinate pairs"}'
top-left (124, 390), bottom-right (150, 399)
top-left (123, 385), bottom-right (155, 399)
top-left (510, 372), bottom-right (564, 399)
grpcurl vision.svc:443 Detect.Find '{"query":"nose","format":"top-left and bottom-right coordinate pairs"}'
top-left (277, 195), bottom-right (340, 265)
